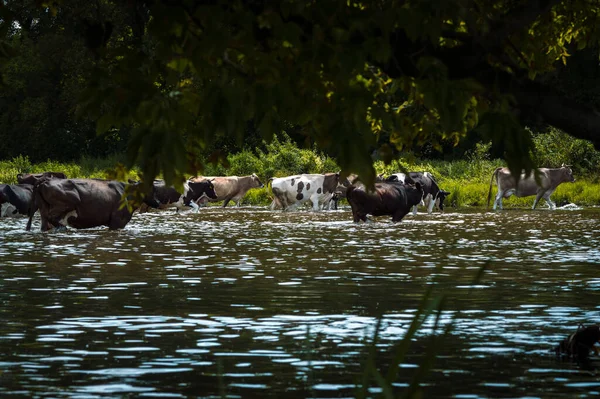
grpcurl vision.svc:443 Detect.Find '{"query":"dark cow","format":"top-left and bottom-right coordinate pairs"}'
top-left (189, 174), bottom-right (264, 207)
top-left (25, 178), bottom-right (162, 231)
top-left (487, 165), bottom-right (575, 210)
top-left (387, 172), bottom-right (450, 214)
top-left (346, 181), bottom-right (423, 222)
top-left (555, 324), bottom-right (600, 363)
top-left (140, 179), bottom-right (218, 212)
top-left (0, 184), bottom-right (34, 217)
top-left (270, 173), bottom-right (340, 211)
top-left (17, 172), bottom-right (66, 185)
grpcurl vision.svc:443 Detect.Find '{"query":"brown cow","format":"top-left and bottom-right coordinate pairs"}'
top-left (17, 172), bottom-right (66, 185)
top-left (189, 174), bottom-right (264, 207)
top-left (487, 165), bottom-right (575, 210)
top-left (26, 178), bottom-right (160, 231)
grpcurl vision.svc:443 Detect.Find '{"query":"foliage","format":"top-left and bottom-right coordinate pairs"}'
top-left (1, 1), bottom-right (599, 188)
top-left (531, 127), bottom-right (600, 174)
top-left (0, 155), bottom-right (141, 184)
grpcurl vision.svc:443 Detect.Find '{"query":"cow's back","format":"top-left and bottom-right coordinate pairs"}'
top-left (39, 179), bottom-right (132, 229)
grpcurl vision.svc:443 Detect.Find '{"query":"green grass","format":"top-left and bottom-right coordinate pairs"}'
top-left (1, 155), bottom-right (598, 208)
top-left (0, 155), bottom-right (141, 184)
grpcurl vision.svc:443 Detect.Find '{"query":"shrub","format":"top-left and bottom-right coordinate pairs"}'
top-left (532, 127), bottom-right (600, 177)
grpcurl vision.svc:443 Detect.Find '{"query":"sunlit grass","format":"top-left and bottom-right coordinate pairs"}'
top-left (1, 155), bottom-right (598, 208)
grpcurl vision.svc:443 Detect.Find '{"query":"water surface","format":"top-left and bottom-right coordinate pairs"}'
top-left (1, 207), bottom-right (600, 398)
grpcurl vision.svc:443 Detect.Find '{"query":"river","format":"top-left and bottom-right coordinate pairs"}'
top-left (1, 206), bottom-right (599, 398)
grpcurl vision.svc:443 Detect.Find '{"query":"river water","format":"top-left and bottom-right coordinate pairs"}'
top-left (1, 206), bottom-right (600, 398)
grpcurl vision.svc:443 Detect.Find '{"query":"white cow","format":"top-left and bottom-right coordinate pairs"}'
top-left (487, 165), bottom-right (575, 210)
top-left (270, 173), bottom-right (340, 211)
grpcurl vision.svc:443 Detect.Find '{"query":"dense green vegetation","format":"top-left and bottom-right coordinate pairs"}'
top-left (3, 130), bottom-right (599, 208)
top-left (1, 1), bottom-right (600, 188)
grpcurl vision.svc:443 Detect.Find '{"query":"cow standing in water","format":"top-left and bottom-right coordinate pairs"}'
top-left (386, 172), bottom-right (450, 214)
top-left (487, 165), bottom-right (575, 210)
top-left (189, 174), bottom-right (264, 207)
top-left (0, 184), bottom-right (34, 217)
top-left (346, 182), bottom-right (423, 222)
top-left (270, 173), bottom-right (341, 211)
top-left (26, 178), bottom-right (162, 231)
top-left (140, 179), bottom-right (218, 212)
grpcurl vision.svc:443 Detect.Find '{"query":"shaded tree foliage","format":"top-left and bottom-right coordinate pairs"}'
top-left (0, 1), bottom-right (599, 186)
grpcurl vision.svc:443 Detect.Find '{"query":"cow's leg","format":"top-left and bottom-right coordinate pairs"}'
top-left (222, 197), bottom-right (231, 207)
top-left (532, 190), bottom-right (545, 210)
top-left (493, 191), bottom-right (504, 210)
top-left (412, 204), bottom-right (418, 215)
top-left (426, 194), bottom-right (435, 214)
top-left (392, 210), bottom-right (409, 222)
top-left (542, 189), bottom-right (557, 209)
top-left (310, 195), bottom-right (320, 211)
top-left (189, 201), bottom-right (200, 213)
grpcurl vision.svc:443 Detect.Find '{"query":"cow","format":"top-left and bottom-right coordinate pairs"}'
top-left (17, 172), bottom-right (66, 185)
top-left (270, 173), bottom-right (340, 211)
top-left (555, 324), bottom-right (600, 363)
top-left (346, 181), bottom-right (423, 222)
top-left (0, 184), bottom-right (34, 217)
top-left (487, 165), bottom-right (575, 210)
top-left (25, 178), bottom-right (163, 231)
top-left (326, 173), bottom-right (361, 210)
top-left (138, 179), bottom-right (218, 213)
top-left (386, 172), bottom-right (450, 214)
top-left (188, 174), bottom-right (264, 207)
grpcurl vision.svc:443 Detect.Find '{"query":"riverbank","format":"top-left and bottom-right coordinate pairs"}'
top-left (1, 154), bottom-right (598, 208)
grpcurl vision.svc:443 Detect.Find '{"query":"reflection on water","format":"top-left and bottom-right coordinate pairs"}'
top-left (1, 207), bottom-right (600, 398)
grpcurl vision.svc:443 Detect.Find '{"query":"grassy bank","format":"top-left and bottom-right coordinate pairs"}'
top-left (2, 149), bottom-right (599, 209)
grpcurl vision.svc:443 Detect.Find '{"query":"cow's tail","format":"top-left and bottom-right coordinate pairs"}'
top-left (486, 168), bottom-right (502, 209)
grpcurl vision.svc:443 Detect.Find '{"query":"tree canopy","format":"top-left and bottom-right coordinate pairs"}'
top-left (1, 0), bottom-right (599, 186)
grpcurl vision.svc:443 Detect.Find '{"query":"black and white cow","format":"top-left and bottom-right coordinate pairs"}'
top-left (139, 179), bottom-right (218, 212)
top-left (0, 184), bottom-right (34, 217)
top-left (346, 181), bottom-right (423, 222)
top-left (270, 173), bottom-right (340, 211)
top-left (386, 172), bottom-right (450, 214)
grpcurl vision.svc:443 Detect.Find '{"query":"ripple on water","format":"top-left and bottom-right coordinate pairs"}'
top-left (1, 209), bottom-right (600, 398)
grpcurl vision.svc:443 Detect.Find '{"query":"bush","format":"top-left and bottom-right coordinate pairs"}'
top-left (532, 127), bottom-right (600, 177)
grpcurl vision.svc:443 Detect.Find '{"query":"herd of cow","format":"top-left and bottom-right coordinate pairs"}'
top-left (0, 165), bottom-right (576, 231)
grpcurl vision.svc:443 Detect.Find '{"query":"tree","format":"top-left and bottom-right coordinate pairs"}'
top-left (1, 0), bottom-right (599, 186)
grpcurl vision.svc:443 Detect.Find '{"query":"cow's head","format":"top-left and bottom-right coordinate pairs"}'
top-left (561, 164), bottom-right (576, 182)
top-left (251, 173), bottom-right (264, 188)
top-left (437, 190), bottom-right (451, 211)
